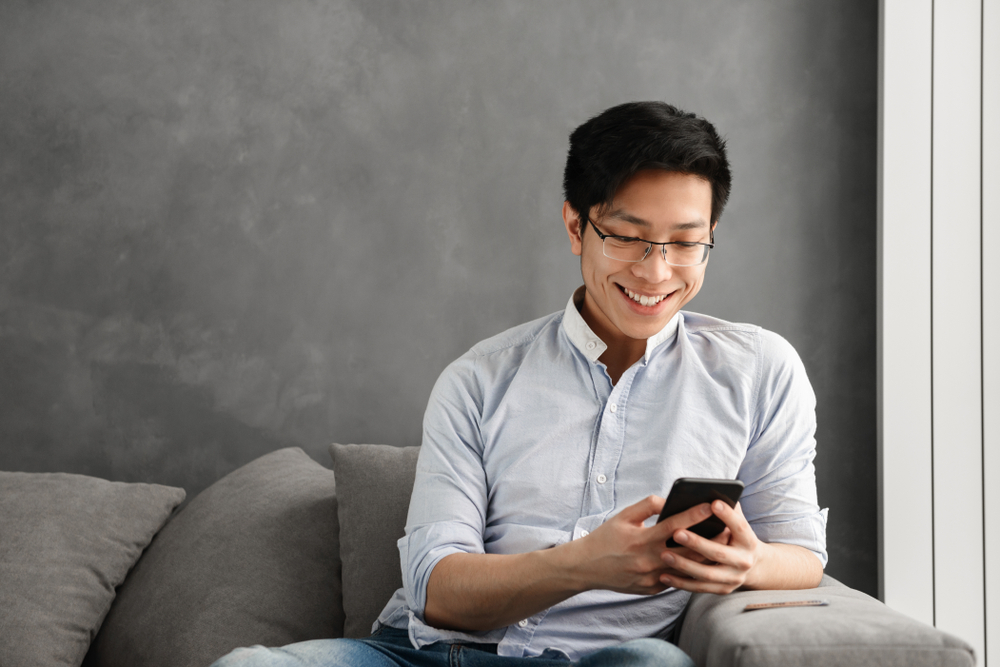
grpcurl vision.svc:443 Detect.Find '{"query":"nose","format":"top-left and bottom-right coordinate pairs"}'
top-left (631, 246), bottom-right (674, 283)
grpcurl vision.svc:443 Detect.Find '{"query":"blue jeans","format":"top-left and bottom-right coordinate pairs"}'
top-left (210, 625), bottom-right (695, 667)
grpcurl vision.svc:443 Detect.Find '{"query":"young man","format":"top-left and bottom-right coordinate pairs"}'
top-left (214, 102), bottom-right (827, 667)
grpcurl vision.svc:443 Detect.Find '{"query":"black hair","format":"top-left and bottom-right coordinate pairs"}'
top-left (562, 101), bottom-right (731, 225)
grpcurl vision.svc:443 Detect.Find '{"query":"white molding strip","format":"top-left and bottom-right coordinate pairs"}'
top-left (931, 1), bottom-right (985, 661)
top-left (983, 1), bottom-right (999, 664)
top-left (878, 0), bottom-right (935, 626)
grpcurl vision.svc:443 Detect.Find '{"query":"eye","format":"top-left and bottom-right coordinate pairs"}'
top-left (606, 236), bottom-right (643, 247)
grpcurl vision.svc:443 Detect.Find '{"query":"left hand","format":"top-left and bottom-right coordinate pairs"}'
top-left (657, 500), bottom-right (765, 594)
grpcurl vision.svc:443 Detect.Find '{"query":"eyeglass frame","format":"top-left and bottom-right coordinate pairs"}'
top-left (584, 218), bottom-right (715, 266)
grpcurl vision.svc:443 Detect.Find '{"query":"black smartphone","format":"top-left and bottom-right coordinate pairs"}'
top-left (656, 477), bottom-right (745, 547)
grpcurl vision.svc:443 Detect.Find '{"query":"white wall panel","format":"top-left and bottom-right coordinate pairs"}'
top-left (879, 0), bottom-right (935, 626)
top-left (932, 0), bottom-right (985, 661)
top-left (882, 2), bottom-right (993, 662)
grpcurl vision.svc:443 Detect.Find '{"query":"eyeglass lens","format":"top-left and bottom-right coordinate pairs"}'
top-left (602, 237), bottom-right (709, 266)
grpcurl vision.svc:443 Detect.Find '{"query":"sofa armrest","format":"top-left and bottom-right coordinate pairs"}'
top-left (676, 574), bottom-right (975, 667)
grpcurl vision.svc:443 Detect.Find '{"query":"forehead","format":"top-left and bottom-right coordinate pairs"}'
top-left (600, 170), bottom-right (712, 233)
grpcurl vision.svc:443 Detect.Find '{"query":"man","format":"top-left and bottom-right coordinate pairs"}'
top-left (214, 101), bottom-right (827, 667)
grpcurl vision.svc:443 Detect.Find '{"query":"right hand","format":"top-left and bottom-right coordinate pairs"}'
top-left (567, 495), bottom-right (715, 595)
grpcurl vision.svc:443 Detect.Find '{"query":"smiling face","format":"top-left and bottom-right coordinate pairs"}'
top-left (563, 169), bottom-right (715, 347)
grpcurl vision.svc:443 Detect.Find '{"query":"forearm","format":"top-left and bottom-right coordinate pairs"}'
top-left (423, 496), bottom-right (711, 630)
top-left (743, 542), bottom-right (824, 590)
top-left (424, 545), bottom-right (586, 632)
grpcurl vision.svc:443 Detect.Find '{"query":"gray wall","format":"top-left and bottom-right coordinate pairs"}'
top-left (0, 1), bottom-right (878, 595)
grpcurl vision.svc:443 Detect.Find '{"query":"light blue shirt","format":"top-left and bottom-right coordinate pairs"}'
top-left (377, 288), bottom-right (828, 660)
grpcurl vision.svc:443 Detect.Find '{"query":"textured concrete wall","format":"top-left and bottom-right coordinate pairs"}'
top-left (0, 1), bottom-right (878, 594)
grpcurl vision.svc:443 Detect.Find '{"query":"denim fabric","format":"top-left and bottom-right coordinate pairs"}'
top-left (380, 287), bottom-right (827, 659)
top-left (210, 626), bottom-right (695, 667)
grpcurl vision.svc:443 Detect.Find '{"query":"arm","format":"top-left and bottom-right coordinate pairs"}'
top-left (658, 332), bottom-right (827, 593)
top-left (425, 497), bottom-right (716, 632)
top-left (658, 500), bottom-right (823, 594)
top-left (662, 332), bottom-right (826, 593)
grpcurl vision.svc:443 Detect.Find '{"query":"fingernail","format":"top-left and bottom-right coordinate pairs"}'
top-left (675, 531), bottom-right (688, 544)
top-left (663, 553), bottom-right (675, 565)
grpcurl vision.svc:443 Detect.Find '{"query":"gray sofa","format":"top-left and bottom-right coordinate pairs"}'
top-left (0, 445), bottom-right (975, 667)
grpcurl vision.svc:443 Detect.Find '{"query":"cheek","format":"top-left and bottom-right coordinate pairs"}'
top-left (581, 250), bottom-right (614, 282)
top-left (682, 272), bottom-right (707, 297)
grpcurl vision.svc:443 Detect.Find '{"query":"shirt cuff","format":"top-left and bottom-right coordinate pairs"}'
top-left (750, 507), bottom-right (829, 567)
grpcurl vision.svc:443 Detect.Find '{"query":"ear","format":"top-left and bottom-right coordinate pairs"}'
top-left (562, 202), bottom-right (584, 257)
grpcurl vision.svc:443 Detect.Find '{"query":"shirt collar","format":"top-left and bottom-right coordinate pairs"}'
top-left (563, 287), bottom-right (607, 362)
top-left (562, 286), bottom-right (680, 364)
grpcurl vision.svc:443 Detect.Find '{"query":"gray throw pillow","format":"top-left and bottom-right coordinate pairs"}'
top-left (329, 443), bottom-right (420, 638)
top-left (84, 447), bottom-right (343, 667)
top-left (0, 471), bottom-right (185, 667)
top-left (678, 574), bottom-right (976, 667)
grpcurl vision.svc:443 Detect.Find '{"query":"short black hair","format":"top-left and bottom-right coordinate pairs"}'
top-left (562, 101), bottom-right (731, 225)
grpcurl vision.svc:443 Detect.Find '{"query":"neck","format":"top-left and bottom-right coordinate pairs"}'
top-left (598, 343), bottom-right (644, 385)
top-left (579, 299), bottom-right (646, 385)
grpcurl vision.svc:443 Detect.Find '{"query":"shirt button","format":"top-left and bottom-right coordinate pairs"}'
top-left (597, 474), bottom-right (607, 484)
top-left (609, 403), bottom-right (617, 413)
top-left (518, 619), bottom-right (529, 627)
top-left (586, 341), bottom-right (597, 350)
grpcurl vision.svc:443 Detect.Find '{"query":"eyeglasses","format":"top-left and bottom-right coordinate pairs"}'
top-left (586, 219), bottom-right (715, 267)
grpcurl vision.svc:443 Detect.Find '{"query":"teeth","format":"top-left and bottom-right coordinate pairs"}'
top-left (625, 288), bottom-right (666, 306)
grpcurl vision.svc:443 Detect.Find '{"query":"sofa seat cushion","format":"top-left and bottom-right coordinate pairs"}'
top-left (0, 471), bottom-right (184, 667)
top-left (84, 447), bottom-right (342, 667)
top-left (677, 574), bottom-right (975, 667)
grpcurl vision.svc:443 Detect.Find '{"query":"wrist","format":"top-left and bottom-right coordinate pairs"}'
top-left (546, 535), bottom-right (593, 596)
top-left (741, 539), bottom-right (772, 590)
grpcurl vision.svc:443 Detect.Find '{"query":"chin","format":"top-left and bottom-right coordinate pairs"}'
top-left (618, 316), bottom-right (673, 340)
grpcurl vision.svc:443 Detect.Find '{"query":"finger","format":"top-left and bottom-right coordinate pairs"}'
top-left (711, 500), bottom-right (756, 544)
top-left (661, 548), bottom-right (741, 584)
top-left (654, 502), bottom-right (713, 540)
top-left (670, 529), bottom-right (735, 567)
top-left (665, 529), bottom-right (731, 565)
top-left (660, 572), bottom-right (740, 595)
top-left (711, 527), bottom-right (733, 545)
top-left (616, 495), bottom-right (666, 524)
top-left (665, 545), bottom-right (712, 564)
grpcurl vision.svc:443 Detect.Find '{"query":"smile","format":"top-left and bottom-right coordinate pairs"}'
top-left (621, 286), bottom-right (670, 307)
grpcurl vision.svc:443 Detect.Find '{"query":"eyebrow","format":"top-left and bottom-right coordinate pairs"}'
top-left (604, 210), bottom-right (708, 231)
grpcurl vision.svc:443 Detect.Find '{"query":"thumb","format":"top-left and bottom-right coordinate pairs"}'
top-left (615, 495), bottom-right (665, 524)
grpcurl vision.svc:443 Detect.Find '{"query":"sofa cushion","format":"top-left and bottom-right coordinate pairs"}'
top-left (677, 574), bottom-right (975, 667)
top-left (329, 443), bottom-right (420, 638)
top-left (84, 447), bottom-right (343, 667)
top-left (0, 471), bottom-right (184, 667)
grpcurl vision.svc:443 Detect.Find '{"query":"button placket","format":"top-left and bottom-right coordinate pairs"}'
top-left (589, 403), bottom-right (618, 513)
top-left (589, 368), bottom-right (637, 518)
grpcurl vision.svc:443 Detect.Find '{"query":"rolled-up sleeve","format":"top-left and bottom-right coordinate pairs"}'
top-left (400, 354), bottom-right (491, 619)
top-left (738, 331), bottom-right (829, 567)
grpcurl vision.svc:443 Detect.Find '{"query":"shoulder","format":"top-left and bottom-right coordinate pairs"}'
top-left (430, 311), bottom-right (564, 405)
top-left (466, 311), bottom-right (563, 358)
top-left (678, 311), bottom-right (806, 385)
